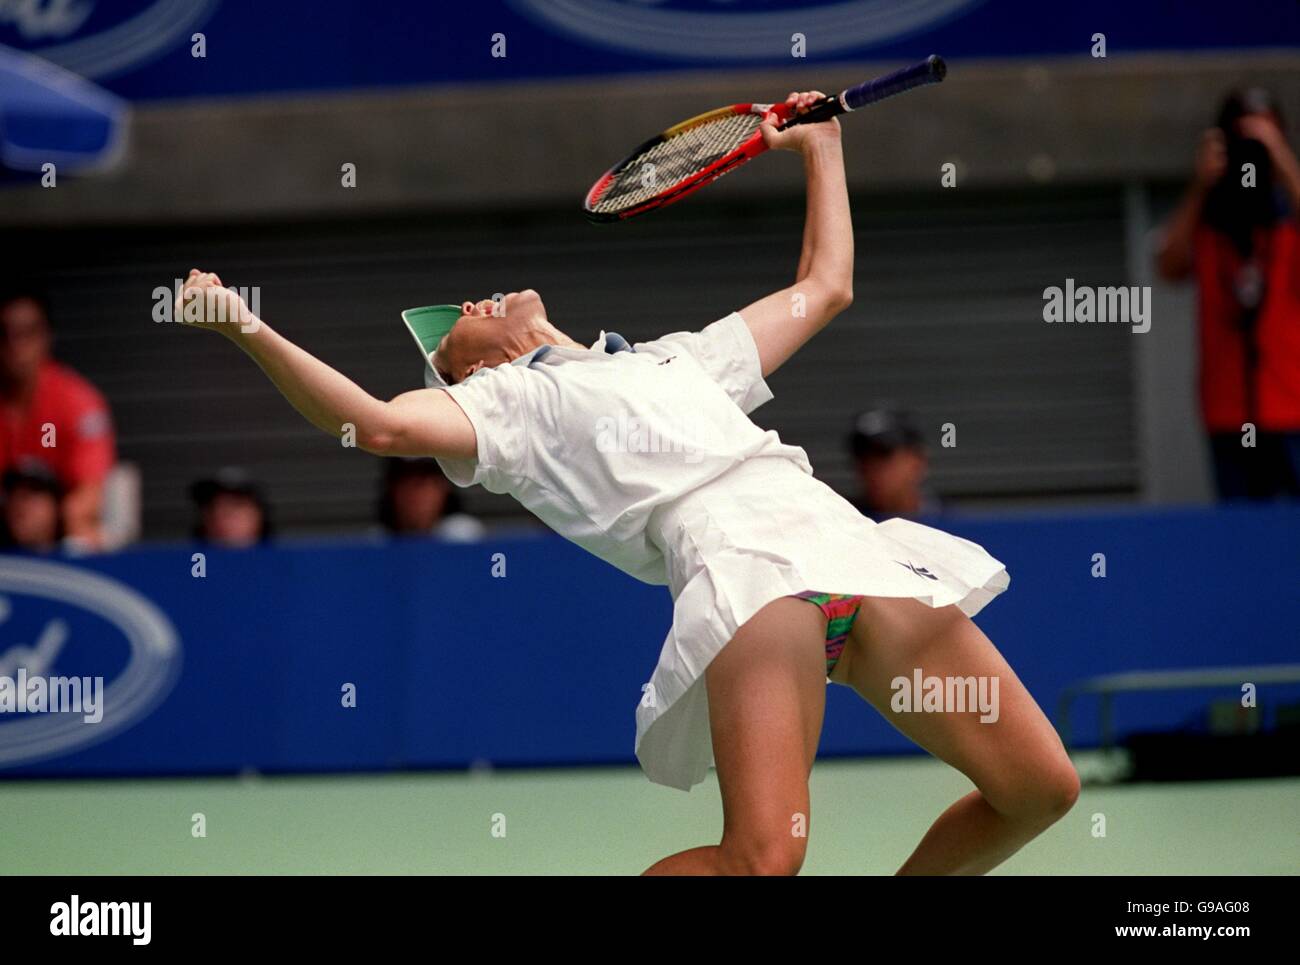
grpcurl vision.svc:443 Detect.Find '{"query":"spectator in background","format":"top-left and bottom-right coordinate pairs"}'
top-left (848, 407), bottom-right (939, 520)
top-left (190, 467), bottom-right (273, 548)
top-left (378, 457), bottom-right (484, 541)
top-left (1157, 88), bottom-right (1300, 501)
top-left (0, 286), bottom-right (116, 547)
top-left (0, 461), bottom-right (63, 553)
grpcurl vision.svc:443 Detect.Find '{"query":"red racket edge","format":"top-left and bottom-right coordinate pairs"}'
top-left (583, 103), bottom-right (783, 223)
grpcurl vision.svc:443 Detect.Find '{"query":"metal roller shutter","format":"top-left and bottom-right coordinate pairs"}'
top-left (27, 185), bottom-right (1133, 537)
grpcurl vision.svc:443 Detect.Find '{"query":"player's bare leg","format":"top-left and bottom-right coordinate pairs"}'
top-left (831, 597), bottom-right (1079, 875)
top-left (643, 597), bottom-right (828, 875)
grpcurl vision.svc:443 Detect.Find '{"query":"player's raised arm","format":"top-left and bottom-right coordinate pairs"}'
top-left (739, 91), bottom-right (854, 378)
top-left (175, 270), bottom-right (476, 459)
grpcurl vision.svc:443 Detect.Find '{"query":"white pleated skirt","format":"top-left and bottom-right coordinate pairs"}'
top-left (634, 455), bottom-right (1010, 791)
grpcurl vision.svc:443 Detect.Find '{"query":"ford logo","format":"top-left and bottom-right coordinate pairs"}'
top-left (0, 0), bottom-right (221, 80)
top-left (508, 0), bottom-right (984, 61)
top-left (0, 556), bottom-right (181, 767)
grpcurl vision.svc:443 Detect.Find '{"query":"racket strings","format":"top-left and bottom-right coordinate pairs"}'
top-left (592, 112), bottom-right (761, 214)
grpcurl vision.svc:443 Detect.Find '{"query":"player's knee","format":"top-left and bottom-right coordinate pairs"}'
top-left (724, 834), bottom-right (807, 876)
top-left (991, 754), bottom-right (1080, 827)
top-left (1029, 757), bottom-right (1080, 823)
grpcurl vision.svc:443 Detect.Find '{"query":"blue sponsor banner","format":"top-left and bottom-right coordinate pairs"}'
top-left (0, 505), bottom-right (1297, 778)
top-left (1, 1), bottom-right (1297, 102)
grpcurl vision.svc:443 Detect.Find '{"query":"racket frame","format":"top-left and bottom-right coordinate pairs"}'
top-left (583, 55), bottom-right (946, 223)
top-left (583, 103), bottom-right (782, 223)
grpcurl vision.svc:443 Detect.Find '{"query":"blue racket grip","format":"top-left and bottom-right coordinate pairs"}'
top-left (780, 55), bottom-right (946, 129)
top-left (843, 54), bottom-right (946, 110)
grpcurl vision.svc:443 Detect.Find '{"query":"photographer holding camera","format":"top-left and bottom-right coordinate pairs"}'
top-left (1158, 88), bottom-right (1300, 502)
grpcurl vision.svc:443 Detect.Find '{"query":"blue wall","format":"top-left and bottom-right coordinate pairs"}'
top-left (0, 505), bottom-right (1297, 778)
top-left (4, 1), bottom-right (1298, 101)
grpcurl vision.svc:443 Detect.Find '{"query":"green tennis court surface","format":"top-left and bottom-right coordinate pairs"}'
top-left (3, 755), bottom-right (1296, 874)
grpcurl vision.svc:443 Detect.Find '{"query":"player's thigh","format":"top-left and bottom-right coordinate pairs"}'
top-left (706, 596), bottom-right (828, 851)
top-left (834, 596), bottom-right (1077, 818)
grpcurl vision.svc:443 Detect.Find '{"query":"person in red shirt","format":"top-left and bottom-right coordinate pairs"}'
top-left (1157, 89), bottom-right (1300, 501)
top-left (0, 287), bottom-right (116, 547)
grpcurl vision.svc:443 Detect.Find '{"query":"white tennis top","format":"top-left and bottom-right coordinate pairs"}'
top-left (438, 312), bottom-right (805, 580)
top-left (437, 311), bottom-right (1009, 790)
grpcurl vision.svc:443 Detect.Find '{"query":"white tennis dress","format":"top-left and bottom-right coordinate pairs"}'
top-left (435, 311), bottom-right (1009, 791)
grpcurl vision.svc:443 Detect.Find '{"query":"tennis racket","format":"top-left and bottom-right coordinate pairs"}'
top-left (583, 55), bottom-right (946, 223)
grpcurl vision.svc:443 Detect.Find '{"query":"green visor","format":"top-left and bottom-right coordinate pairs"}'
top-left (401, 304), bottom-right (462, 387)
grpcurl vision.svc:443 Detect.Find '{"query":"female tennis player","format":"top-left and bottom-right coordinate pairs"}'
top-left (177, 91), bottom-right (1078, 875)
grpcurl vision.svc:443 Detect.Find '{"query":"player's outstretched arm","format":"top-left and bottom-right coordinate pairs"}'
top-left (739, 91), bottom-right (854, 378)
top-left (175, 270), bottom-right (476, 459)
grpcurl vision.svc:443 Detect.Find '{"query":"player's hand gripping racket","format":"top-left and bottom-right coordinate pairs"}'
top-left (583, 54), bottom-right (946, 223)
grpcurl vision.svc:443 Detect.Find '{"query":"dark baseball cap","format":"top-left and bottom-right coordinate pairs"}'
top-left (1218, 87), bottom-right (1283, 132)
top-left (384, 457), bottom-right (449, 482)
top-left (189, 466), bottom-right (265, 505)
top-left (849, 407), bottom-right (925, 458)
top-left (2, 457), bottom-right (61, 495)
